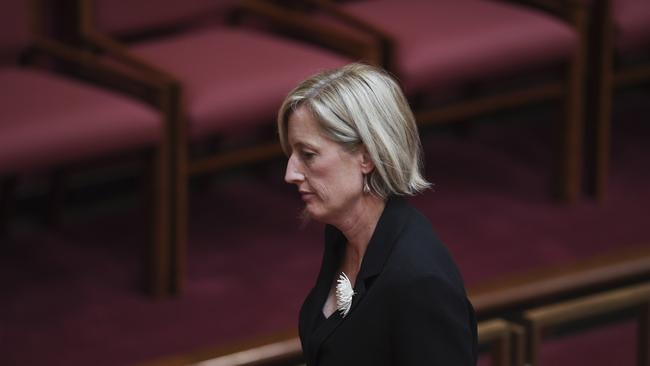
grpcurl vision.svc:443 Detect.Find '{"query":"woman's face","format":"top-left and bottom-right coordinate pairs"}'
top-left (285, 107), bottom-right (368, 223)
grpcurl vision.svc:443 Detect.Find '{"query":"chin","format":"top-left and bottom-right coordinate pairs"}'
top-left (302, 204), bottom-right (329, 224)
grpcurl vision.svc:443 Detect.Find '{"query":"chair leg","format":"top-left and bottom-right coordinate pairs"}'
top-left (147, 146), bottom-right (171, 299)
top-left (555, 10), bottom-right (587, 203)
top-left (585, 0), bottom-right (614, 202)
top-left (164, 83), bottom-right (186, 296)
top-left (0, 177), bottom-right (17, 238)
top-left (170, 145), bottom-right (188, 295)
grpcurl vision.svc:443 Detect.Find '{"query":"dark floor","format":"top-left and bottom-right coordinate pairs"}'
top-left (1, 91), bottom-right (649, 366)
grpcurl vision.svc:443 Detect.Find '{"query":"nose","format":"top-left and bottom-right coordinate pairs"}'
top-left (284, 153), bottom-right (305, 184)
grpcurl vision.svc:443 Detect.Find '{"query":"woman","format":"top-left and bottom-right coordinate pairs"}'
top-left (278, 63), bottom-right (477, 365)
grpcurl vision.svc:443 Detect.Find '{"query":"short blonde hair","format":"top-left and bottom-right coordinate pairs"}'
top-left (278, 63), bottom-right (430, 198)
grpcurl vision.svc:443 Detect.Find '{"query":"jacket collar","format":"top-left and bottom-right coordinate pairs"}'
top-left (356, 196), bottom-right (410, 286)
top-left (305, 196), bottom-right (412, 365)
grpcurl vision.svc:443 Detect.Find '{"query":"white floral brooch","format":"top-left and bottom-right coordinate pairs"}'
top-left (336, 272), bottom-right (355, 317)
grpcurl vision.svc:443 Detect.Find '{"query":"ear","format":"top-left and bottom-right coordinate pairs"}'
top-left (358, 145), bottom-right (375, 174)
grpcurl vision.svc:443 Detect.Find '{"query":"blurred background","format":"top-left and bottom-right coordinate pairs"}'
top-left (1, 0), bottom-right (649, 365)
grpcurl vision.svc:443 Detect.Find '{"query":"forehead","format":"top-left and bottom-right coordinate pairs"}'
top-left (287, 107), bottom-right (328, 146)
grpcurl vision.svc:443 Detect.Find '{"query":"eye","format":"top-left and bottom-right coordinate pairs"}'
top-left (301, 150), bottom-right (316, 161)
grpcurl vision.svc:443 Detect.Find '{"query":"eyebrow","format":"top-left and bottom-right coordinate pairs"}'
top-left (292, 141), bottom-right (319, 152)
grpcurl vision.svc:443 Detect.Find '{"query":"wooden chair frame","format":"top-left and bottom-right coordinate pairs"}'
top-left (2, 0), bottom-right (179, 298)
top-left (236, 0), bottom-right (385, 65)
top-left (256, 0), bottom-right (588, 202)
top-left (523, 282), bottom-right (650, 366)
top-left (479, 319), bottom-right (526, 366)
top-left (585, 0), bottom-right (650, 201)
top-left (74, 0), bottom-right (367, 294)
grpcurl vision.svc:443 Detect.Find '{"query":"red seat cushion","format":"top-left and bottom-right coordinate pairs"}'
top-left (613, 0), bottom-right (650, 52)
top-left (337, 0), bottom-right (577, 93)
top-left (0, 68), bottom-right (160, 174)
top-left (128, 28), bottom-right (349, 139)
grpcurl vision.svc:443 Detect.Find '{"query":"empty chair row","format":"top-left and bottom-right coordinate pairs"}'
top-left (71, 0), bottom-right (589, 295)
top-left (0, 0), bottom-right (175, 297)
top-left (1, 0), bottom-right (647, 296)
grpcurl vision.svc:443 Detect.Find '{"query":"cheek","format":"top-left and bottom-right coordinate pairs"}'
top-left (306, 173), bottom-right (330, 200)
top-left (305, 152), bottom-right (361, 202)
top-left (303, 162), bottom-right (335, 201)
top-left (313, 171), bottom-right (359, 203)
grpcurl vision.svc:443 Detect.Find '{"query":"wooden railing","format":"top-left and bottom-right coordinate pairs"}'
top-left (470, 246), bottom-right (650, 319)
top-left (139, 246), bottom-right (650, 366)
top-left (524, 282), bottom-right (650, 366)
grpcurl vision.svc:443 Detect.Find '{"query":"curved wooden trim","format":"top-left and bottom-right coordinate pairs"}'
top-left (470, 246), bottom-right (650, 317)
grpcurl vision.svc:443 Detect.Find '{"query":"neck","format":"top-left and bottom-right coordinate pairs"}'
top-left (333, 195), bottom-right (386, 271)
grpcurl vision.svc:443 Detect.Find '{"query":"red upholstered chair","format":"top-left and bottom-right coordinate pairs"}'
top-left (0, 1), bottom-right (174, 297)
top-left (586, 0), bottom-right (650, 200)
top-left (268, 0), bottom-right (587, 202)
top-left (75, 0), bottom-right (351, 293)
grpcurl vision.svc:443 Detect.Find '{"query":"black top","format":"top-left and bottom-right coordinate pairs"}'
top-left (299, 196), bottom-right (477, 366)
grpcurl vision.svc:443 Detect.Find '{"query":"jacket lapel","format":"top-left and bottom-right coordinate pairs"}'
top-left (304, 225), bottom-right (345, 365)
top-left (305, 196), bottom-right (412, 365)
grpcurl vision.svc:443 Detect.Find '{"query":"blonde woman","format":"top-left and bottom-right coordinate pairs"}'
top-left (279, 63), bottom-right (477, 365)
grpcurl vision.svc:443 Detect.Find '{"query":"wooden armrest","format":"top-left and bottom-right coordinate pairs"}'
top-left (30, 36), bottom-right (173, 108)
top-left (237, 0), bottom-right (386, 66)
top-left (298, 0), bottom-right (393, 45)
top-left (77, 0), bottom-right (178, 86)
top-left (82, 30), bottom-right (179, 85)
top-left (524, 282), bottom-right (650, 327)
top-left (300, 0), bottom-right (395, 69)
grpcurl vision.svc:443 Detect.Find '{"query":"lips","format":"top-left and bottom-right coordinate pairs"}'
top-left (299, 191), bottom-right (315, 201)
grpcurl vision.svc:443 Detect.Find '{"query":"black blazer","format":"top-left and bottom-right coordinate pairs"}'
top-left (299, 197), bottom-right (477, 366)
